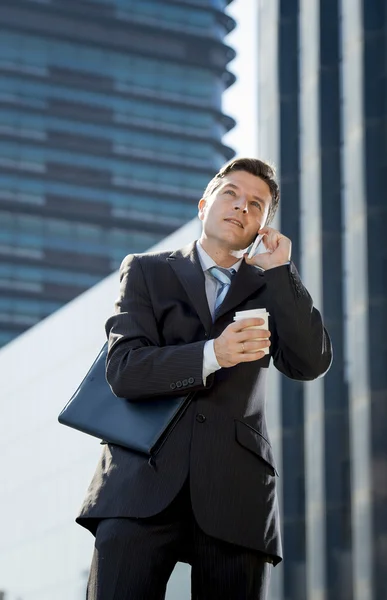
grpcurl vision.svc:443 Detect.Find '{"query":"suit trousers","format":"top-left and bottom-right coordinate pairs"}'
top-left (86, 478), bottom-right (272, 600)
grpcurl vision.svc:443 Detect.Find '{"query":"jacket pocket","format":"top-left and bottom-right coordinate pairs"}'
top-left (235, 420), bottom-right (279, 476)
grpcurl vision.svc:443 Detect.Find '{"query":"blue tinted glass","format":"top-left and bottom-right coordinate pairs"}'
top-left (0, 331), bottom-right (17, 346)
top-left (0, 263), bottom-right (101, 286)
top-left (114, 1), bottom-right (215, 30)
top-left (0, 77), bottom-right (214, 129)
top-left (0, 297), bottom-right (62, 314)
top-left (0, 140), bottom-right (212, 184)
top-left (0, 209), bottom-right (170, 258)
top-left (0, 32), bottom-right (214, 98)
top-left (0, 175), bottom-right (196, 219)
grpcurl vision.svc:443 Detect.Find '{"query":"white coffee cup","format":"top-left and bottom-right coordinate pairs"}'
top-left (233, 308), bottom-right (270, 355)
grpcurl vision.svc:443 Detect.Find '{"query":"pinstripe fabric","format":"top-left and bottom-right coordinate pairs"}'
top-left (105, 254), bottom-right (207, 401)
top-left (191, 524), bottom-right (272, 600)
top-left (77, 241), bottom-right (332, 589)
top-left (87, 479), bottom-right (272, 600)
top-left (208, 266), bottom-right (236, 318)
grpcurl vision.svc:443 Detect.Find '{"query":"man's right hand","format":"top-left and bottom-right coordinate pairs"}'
top-left (213, 318), bottom-right (271, 368)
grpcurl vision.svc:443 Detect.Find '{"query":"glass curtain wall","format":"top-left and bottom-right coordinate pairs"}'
top-left (0, 0), bottom-right (236, 346)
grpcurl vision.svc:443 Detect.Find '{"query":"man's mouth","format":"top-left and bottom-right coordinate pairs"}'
top-left (224, 218), bottom-right (244, 229)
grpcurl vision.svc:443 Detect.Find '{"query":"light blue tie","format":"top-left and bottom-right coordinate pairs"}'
top-left (208, 266), bottom-right (236, 318)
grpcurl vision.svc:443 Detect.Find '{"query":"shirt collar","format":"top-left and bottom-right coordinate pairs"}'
top-left (196, 240), bottom-right (243, 273)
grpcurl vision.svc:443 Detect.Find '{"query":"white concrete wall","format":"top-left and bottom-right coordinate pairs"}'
top-left (0, 218), bottom-right (201, 600)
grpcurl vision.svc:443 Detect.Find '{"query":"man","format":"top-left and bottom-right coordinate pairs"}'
top-left (77, 158), bottom-right (332, 599)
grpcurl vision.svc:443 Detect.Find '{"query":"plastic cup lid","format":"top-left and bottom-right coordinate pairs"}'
top-left (234, 309), bottom-right (269, 318)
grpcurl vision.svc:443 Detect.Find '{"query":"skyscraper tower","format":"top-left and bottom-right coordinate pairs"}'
top-left (0, 0), bottom-right (235, 347)
top-left (257, 1), bottom-right (387, 599)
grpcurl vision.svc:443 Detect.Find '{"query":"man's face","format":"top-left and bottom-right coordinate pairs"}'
top-left (198, 171), bottom-right (272, 251)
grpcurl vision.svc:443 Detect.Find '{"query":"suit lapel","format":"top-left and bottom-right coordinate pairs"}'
top-left (167, 242), bottom-right (213, 332)
top-left (216, 260), bottom-right (266, 320)
top-left (167, 242), bottom-right (267, 328)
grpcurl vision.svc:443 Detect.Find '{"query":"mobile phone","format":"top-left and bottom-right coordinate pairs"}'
top-left (248, 233), bottom-right (264, 259)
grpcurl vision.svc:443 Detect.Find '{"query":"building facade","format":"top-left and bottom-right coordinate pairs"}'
top-left (0, 0), bottom-right (235, 347)
top-left (257, 1), bottom-right (387, 599)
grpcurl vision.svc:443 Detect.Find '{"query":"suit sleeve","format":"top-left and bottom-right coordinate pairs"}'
top-left (105, 254), bottom-right (207, 401)
top-left (265, 262), bottom-right (332, 381)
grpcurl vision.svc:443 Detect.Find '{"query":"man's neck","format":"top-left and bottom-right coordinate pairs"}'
top-left (198, 237), bottom-right (244, 268)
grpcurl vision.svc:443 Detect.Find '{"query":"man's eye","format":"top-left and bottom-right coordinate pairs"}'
top-left (225, 189), bottom-right (236, 196)
top-left (252, 201), bottom-right (262, 210)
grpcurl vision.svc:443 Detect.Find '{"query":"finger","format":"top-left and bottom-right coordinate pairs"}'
top-left (233, 329), bottom-right (271, 344)
top-left (258, 226), bottom-right (277, 236)
top-left (258, 232), bottom-right (269, 251)
top-left (243, 339), bottom-right (271, 352)
top-left (249, 250), bottom-right (273, 262)
top-left (264, 230), bottom-right (281, 253)
top-left (238, 350), bottom-right (267, 362)
top-left (231, 318), bottom-right (265, 331)
top-left (234, 331), bottom-right (270, 345)
top-left (244, 251), bottom-right (269, 265)
top-left (235, 329), bottom-right (271, 342)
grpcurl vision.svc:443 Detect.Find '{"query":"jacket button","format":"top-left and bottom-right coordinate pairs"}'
top-left (170, 382), bottom-right (176, 390)
top-left (196, 413), bottom-right (206, 423)
top-left (182, 379), bottom-right (188, 387)
top-left (188, 377), bottom-right (194, 384)
top-left (176, 381), bottom-right (182, 388)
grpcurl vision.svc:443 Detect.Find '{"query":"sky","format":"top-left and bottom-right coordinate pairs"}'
top-left (222, 0), bottom-right (259, 158)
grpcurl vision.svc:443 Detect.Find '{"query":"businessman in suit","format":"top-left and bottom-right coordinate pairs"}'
top-left (77, 158), bottom-right (332, 599)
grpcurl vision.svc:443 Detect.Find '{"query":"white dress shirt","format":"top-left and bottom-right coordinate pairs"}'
top-left (196, 240), bottom-right (243, 385)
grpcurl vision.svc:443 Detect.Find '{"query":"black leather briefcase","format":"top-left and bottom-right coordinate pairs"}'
top-left (58, 343), bottom-right (193, 458)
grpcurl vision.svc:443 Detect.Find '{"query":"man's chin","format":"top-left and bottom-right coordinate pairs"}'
top-left (207, 232), bottom-right (250, 255)
top-left (226, 237), bottom-right (250, 252)
top-left (229, 235), bottom-right (253, 254)
top-left (228, 243), bottom-right (249, 257)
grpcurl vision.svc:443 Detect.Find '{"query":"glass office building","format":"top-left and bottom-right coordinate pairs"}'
top-left (0, 0), bottom-right (235, 347)
top-left (257, 1), bottom-right (387, 599)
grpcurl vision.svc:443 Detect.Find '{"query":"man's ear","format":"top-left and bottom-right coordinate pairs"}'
top-left (198, 197), bottom-right (206, 221)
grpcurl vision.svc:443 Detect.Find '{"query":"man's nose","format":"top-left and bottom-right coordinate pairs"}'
top-left (234, 197), bottom-right (248, 213)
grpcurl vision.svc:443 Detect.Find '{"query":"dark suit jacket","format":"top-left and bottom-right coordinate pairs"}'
top-left (76, 241), bottom-right (332, 565)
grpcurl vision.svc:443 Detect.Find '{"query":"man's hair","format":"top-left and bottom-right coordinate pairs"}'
top-left (202, 157), bottom-right (280, 225)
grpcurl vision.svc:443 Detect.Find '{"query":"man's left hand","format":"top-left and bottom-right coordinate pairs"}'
top-left (244, 226), bottom-right (292, 271)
